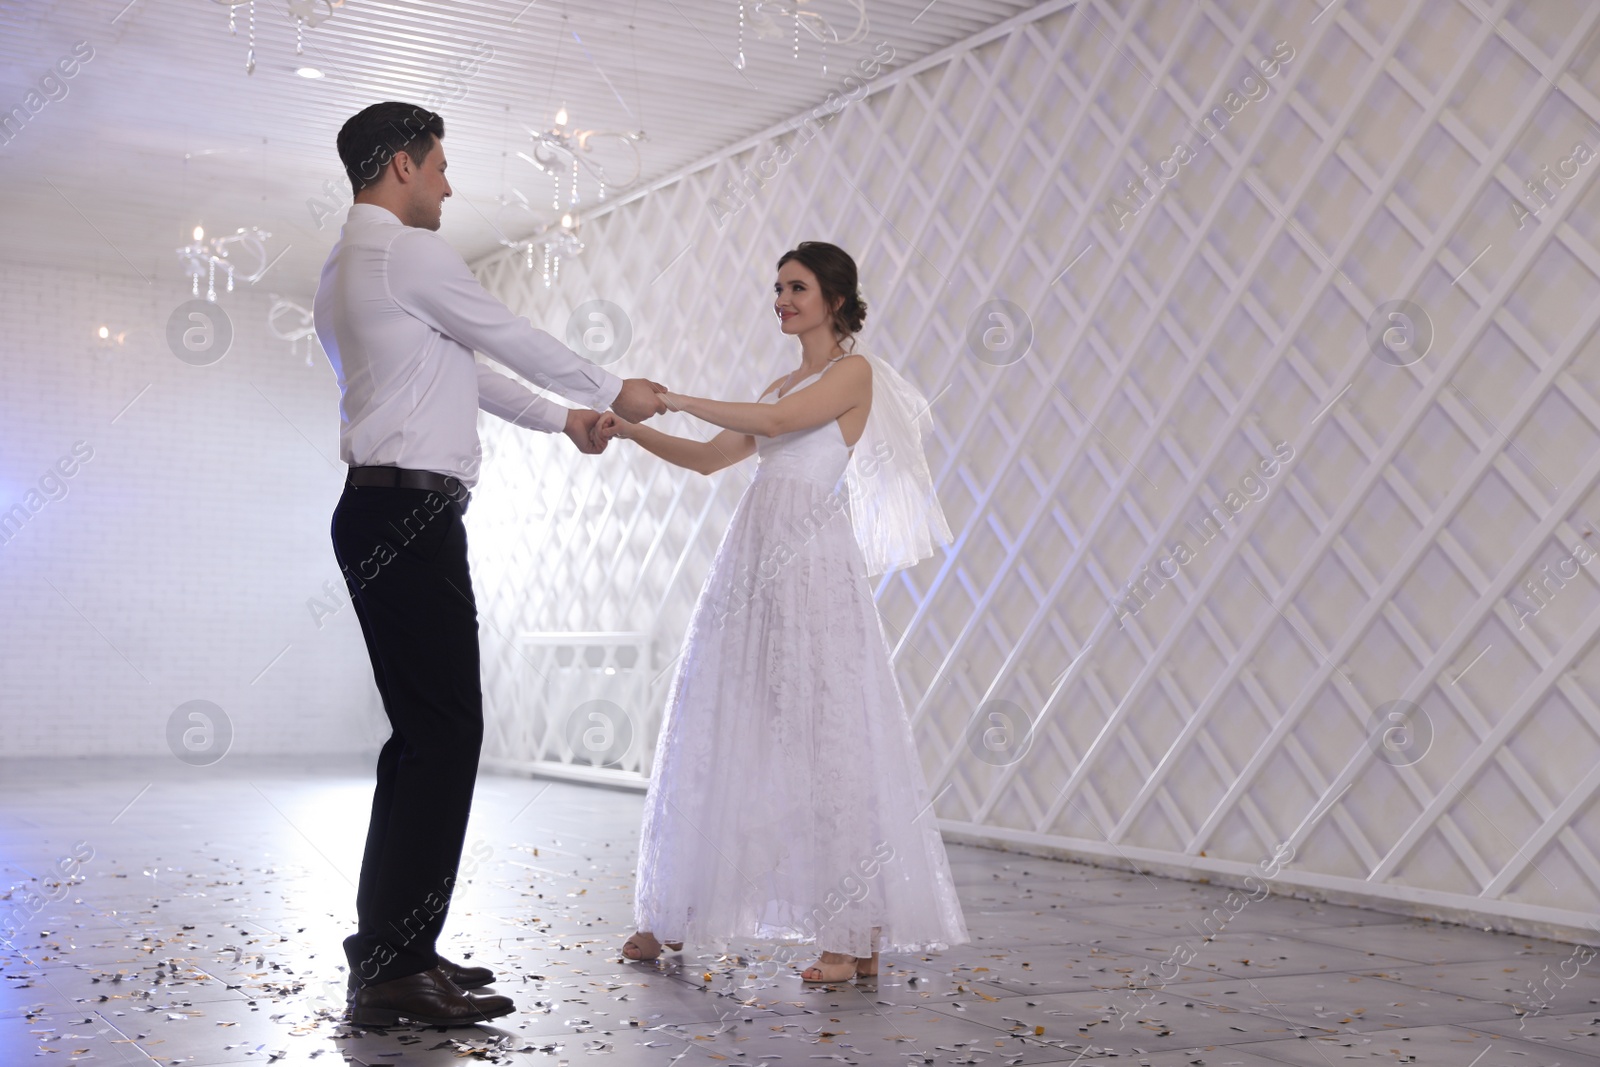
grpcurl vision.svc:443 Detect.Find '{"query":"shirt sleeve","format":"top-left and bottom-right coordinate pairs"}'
top-left (477, 361), bottom-right (569, 433)
top-left (387, 226), bottom-right (624, 414)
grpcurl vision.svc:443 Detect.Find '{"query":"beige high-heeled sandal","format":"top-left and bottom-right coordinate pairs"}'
top-left (801, 928), bottom-right (880, 983)
top-left (800, 949), bottom-right (880, 982)
top-left (621, 931), bottom-right (684, 961)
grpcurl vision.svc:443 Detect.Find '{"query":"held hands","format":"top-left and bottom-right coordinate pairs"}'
top-left (570, 379), bottom-right (673, 453)
top-left (593, 411), bottom-right (635, 444)
top-left (613, 378), bottom-right (671, 422)
top-left (563, 408), bottom-right (645, 453)
top-left (564, 408), bottom-right (610, 455)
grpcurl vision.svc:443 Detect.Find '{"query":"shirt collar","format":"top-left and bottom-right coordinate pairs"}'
top-left (347, 202), bottom-right (403, 226)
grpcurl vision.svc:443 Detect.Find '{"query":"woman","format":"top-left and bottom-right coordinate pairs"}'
top-left (595, 241), bottom-right (968, 983)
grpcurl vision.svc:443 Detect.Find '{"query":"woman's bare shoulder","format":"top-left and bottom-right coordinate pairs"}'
top-left (832, 351), bottom-right (873, 376)
top-left (833, 352), bottom-right (873, 392)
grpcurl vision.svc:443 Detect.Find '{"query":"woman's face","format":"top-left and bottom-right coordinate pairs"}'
top-left (774, 261), bottom-right (837, 337)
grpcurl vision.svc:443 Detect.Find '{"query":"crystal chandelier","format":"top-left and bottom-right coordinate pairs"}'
top-left (177, 226), bottom-right (273, 302)
top-left (267, 294), bottom-right (319, 366)
top-left (210, 0), bottom-right (344, 75)
top-left (516, 221), bottom-right (585, 290)
top-left (737, 0), bottom-right (868, 73)
top-left (505, 110), bottom-right (645, 287)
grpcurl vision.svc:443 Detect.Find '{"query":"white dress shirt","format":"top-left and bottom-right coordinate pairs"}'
top-left (313, 203), bottom-right (622, 489)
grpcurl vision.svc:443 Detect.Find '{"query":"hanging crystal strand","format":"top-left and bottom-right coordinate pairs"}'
top-left (245, 0), bottom-right (256, 74)
top-left (192, 273), bottom-right (200, 298)
top-left (793, 7), bottom-right (799, 60)
top-left (553, 254), bottom-right (561, 286)
top-left (542, 245), bottom-right (552, 288)
top-left (736, 0), bottom-right (745, 70)
top-left (551, 170), bottom-right (560, 211)
top-left (206, 259), bottom-right (217, 302)
top-left (821, 31), bottom-right (827, 75)
top-left (228, 1), bottom-right (237, 34)
top-left (569, 156), bottom-right (578, 212)
top-left (296, 15), bottom-right (303, 55)
top-left (526, 242), bottom-right (534, 271)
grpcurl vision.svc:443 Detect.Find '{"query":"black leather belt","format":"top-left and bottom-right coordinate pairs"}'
top-left (346, 465), bottom-right (471, 513)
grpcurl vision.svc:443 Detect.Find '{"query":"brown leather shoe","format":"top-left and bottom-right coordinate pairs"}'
top-left (347, 966), bottom-right (514, 1028)
top-left (437, 954), bottom-right (494, 989)
top-left (350, 955), bottom-right (495, 993)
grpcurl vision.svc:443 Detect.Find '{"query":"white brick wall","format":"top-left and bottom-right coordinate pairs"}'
top-left (0, 262), bottom-right (388, 757)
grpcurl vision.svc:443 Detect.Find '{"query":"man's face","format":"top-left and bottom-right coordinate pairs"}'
top-left (407, 138), bottom-right (451, 230)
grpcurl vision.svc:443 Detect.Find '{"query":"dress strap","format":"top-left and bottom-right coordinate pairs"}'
top-left (773, 353), bottom-right (856, 399)
top-left (820, 353), bottom-right (851, 372)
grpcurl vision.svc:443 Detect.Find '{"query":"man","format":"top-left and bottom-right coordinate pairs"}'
top-left (313, 100), bottom-right (666, 1028)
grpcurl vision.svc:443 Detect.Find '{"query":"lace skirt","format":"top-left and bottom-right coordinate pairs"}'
top-left (633, 470), bottom-right (969, 957)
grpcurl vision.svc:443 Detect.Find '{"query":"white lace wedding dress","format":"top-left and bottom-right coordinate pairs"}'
top-left (633, 355), bottom-right (969, 958)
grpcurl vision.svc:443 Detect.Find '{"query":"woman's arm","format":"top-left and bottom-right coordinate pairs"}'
top-left (661, 356), bottom-right (870, 437)
top-left (606, 420), bottom-right (756, 475)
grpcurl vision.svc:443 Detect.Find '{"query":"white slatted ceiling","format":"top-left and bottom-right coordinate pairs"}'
top-left (0, 0), bottom-right (1041, 292)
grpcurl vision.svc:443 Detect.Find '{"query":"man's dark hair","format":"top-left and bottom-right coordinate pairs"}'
top-left (336, 101), bottom-right (445, 195)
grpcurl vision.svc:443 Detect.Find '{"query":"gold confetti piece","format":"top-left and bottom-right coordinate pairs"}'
top-left (1033, 1026), bottom-right (1044, 1036)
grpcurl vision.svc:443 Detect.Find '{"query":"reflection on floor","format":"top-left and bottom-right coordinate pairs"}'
top-left (1, 757), bottom-right (1596, 1066)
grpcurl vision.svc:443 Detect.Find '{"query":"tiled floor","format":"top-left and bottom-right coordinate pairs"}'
top-left (2, 756), bottom-right (1596, 1065)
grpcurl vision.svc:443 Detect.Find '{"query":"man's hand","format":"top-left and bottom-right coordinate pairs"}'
top-left (613, 378), bottom-right (669, 422)
top-left (563, 408), bottom-right (609, 455)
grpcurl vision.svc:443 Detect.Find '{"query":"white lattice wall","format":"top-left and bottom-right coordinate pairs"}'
top-left (467, 0), bottom-right (1600, 941)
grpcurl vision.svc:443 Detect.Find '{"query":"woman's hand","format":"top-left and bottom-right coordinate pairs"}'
top-left (595, 411), bottom-right (636, 443)
top-left (564, 408), bottom-right (609, 455)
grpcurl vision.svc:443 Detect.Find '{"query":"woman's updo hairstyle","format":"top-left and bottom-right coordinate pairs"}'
top-left (777, 241), bottom-right (868, 346)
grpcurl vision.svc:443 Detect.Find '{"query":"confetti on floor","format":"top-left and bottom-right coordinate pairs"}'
top-left (2, 757), bottom-right (1595, 1066)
